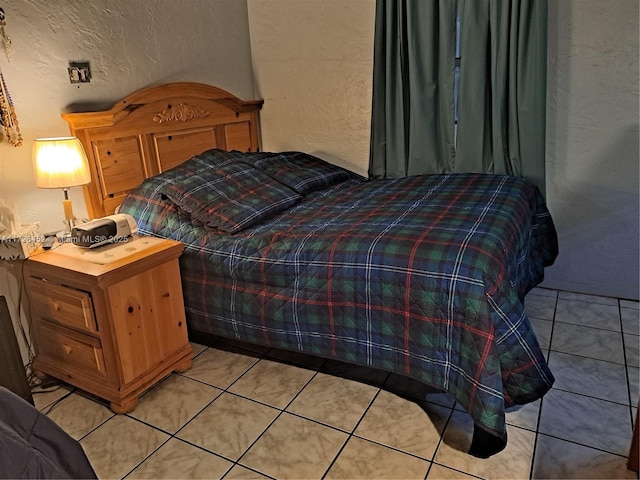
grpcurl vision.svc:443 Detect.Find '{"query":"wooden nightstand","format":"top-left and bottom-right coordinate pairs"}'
top-left (24, 235), bottom-right (193, 413)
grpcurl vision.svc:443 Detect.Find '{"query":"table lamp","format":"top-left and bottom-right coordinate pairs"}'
top-left (32, 137), bottom-right (91, 235)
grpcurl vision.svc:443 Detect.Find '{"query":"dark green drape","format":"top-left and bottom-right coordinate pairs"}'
top-left (456, 0), bottom-right (548, 195)
top-left (369, 0), bottom-right (548, 195)
top-left (369, 0), bottom-right (457, 179)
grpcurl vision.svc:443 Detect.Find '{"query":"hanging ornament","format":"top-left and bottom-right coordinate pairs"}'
top-left (0, 69), bottom-right (22, 147)
top-left (0, 8), bottom-right (11, 62)
top-left (0, 8), bottom-right (20, 147)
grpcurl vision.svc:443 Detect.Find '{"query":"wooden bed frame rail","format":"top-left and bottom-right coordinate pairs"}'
top-left (62, 82), bottom-right (263, 219)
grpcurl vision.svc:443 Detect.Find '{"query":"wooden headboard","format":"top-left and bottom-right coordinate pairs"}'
top-left (62, 82), bottom-right (263, 219)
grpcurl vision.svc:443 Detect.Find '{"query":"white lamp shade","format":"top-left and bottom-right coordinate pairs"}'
top-left (33, 137), bottom-right (91, 189)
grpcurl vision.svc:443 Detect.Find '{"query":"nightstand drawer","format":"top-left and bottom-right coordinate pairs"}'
top-left (27, 278), bottom-right (97, 334)
top-left (36, 321), bottom-right (106, 377)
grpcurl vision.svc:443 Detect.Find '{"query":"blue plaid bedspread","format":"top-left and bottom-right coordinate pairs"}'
top-left (120, 151), bottom-right (558, 457)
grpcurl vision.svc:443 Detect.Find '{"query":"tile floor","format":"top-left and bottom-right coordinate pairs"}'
top-left (34, 288), bottom-right (639, 480)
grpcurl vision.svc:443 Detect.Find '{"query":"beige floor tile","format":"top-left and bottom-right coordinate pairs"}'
top-left (181, 347), bottom-right (260, 389)
top-left (548, 351), bottom-right (629, 404)
top-left (625, 332), bottom-right (639, 367)
top-left (45, 392), bottom-right (113, 440)
top-left (620, 299), bottom-right (640, 310)
top-left (126, 438), bottom-right (232, 479)
top-left (426, 464), bottom-right (480, 479)
top-left (223, 464), bottom-right (272, 479)
top-left (286, 372), bottom-right (378, 431)
top-left (177, 392), bottom-right (279, 461)
top-left (629, 366), bottom-right (639, 407)
top-left (505, 399), bottom-right (540, 431)
top-left (529, 317), bottom-right (552, 351)
top-left (621, 308), bottom-right (640, 336)
top-left (434, 410), bottom-right (535, 480)
top-left (129, 374), bottom-right (221, 433)
top-left (80, 415), bottom-right (169, 480)
top-left (354, 389), bottom-right (450, 460)
top-left (551, 322), bottom-right (625, 364)
top-left (555, 298), bottom-right (621, 331)
top-left (228, 358), bottom-right (315, 408)
top-left (557, 291), bottom-right (618, 306)
top-left (524, 294), bottom-right (557, 321)
top-left (33, 384), bottom-right (72, 411)
top-left (532, 434), bottom-right (637, 479)
top-left (325, 436), bottom-right (430, 479)
top-left (240, 412), bottom-right (347, 479)
top-left (538, 389), bottom-right (633, 456)
top-left (190, 342), bottom-right (208, 357)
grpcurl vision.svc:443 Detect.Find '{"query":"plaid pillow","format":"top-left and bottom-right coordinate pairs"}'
top-left (241, 151), bottom-right (353, 195)
top-left (161, 162), bottom-right (301, 233)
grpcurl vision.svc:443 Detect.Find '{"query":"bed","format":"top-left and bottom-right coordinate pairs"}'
top-left (63, 82), bottom-right (558, 458)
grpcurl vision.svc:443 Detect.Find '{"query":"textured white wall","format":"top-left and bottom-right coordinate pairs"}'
top-left (0, 0), bottom-right (254, 234)
top-left (247, 0), bottom-right (375, 176)
top-left (543, 0), bottom-right (639, 299)
top-left (248, 0), bottom-right (639, 300)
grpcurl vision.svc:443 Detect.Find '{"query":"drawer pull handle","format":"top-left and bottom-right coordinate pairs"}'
top-left (52, 301), bottom-right (60, 311)
top-left (162, 292), bottom-right (170, 298)
top-left (63, 344), bottom-right (72, 355)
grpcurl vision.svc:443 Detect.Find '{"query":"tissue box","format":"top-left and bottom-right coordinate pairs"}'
top-left (0, 223), bottom-right (42, 260)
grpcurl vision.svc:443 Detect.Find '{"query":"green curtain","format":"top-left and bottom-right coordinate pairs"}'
top-left (369, 0), bottom-right (457, 179)
top-left (455, 0), bottom-right (548, 195)
top-left (369, 0), bottom-right (548, 195)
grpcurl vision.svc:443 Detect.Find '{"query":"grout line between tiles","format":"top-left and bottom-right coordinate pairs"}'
top-left (552, 317), bottom-right (623, 334)
top-left (529, 392), bottom-right (547, 480)
top-left (547, 383), bottom-right (633, 409)
top-left (319, 385), bottom-right (383, 478)
top-left (232, 362), bottom-right (321, 474)
top-left (528, 288), bottom-right (559, 480)
top-left (430, 400), bottom-right (456, 463)
top-left (221, 463), bottom-right (276, 480)
top-left (534, 431), bottom-right (634, 460)
top-left (619, 304), bottom-right (638, 430)
top-left (119, 435), bottom-right (173, 479)
top-left (39, 386), bottom-right (76, 416)
top-left (427, 461), bottom-right (485, 480)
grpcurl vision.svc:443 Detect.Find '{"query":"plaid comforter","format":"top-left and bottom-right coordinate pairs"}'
top-left (120, 151), bottom-right (558, 457)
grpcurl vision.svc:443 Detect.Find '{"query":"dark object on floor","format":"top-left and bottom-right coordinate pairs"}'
top-left (0, 295), bottom-right (33, 405)
top-left (0, 387), bottom-right (96, 479)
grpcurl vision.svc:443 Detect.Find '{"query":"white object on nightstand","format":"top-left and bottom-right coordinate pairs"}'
top-left (0, 223), bottom-right (42, 260)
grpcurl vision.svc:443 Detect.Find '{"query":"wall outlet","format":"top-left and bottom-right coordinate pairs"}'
top-left (68, 61), bottom-right (91, 84)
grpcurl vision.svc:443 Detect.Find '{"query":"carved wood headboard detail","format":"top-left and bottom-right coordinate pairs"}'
top-left (62, 82), bottom-right (263, 219)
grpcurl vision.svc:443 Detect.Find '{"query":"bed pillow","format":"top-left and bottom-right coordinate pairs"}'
top-left (161, 162), bottom-right (302, 233)
top-left (240, 151), bottom-right (353, 195)
top-left (165, 149), bottom-right (269, 179)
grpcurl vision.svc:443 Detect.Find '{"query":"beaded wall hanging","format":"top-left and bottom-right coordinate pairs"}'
top-left (0, 7), bottom-right (11, 61)
top-left (0, 7), bottom-right (21, 147)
